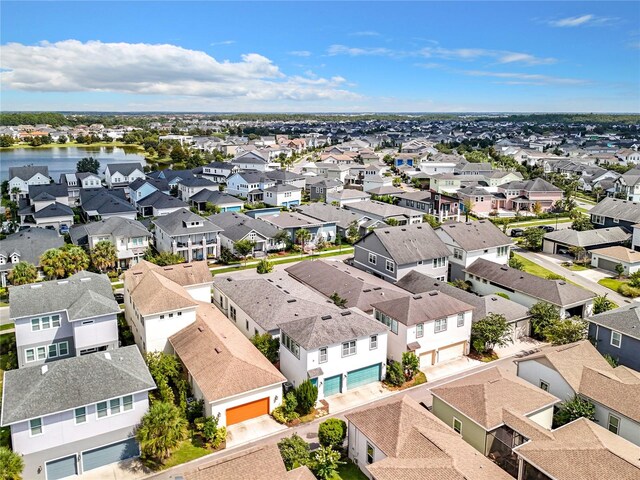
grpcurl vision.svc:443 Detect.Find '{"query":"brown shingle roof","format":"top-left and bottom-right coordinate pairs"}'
top-left (346, 396), bottom-right (511, 480)
top-left (591, 246), bottom-right (640, 263)
top-left (431, 367), bottom-right (559, 430)
top-left (169, 303), bottom-right (285, 403)
top-left (371, 291), bottom-right (474, 326)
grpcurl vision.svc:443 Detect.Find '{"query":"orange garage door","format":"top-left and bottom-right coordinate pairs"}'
top-left (226, 397), bottom-right (269, 426)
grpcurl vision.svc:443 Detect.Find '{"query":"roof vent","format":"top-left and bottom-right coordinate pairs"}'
top-left (363, 288), bottom-right (372, 293)
top-left (215, 347), bottom-right (222, 354)
top-left (500, 265), bottom-right (509, 271)
top-left (284, 290), bottom-right (290, 294)
top-left (57, 280), bottom-right (69, 285)
top-left (41, 365), bottom-right (48, 375)
top-left (559, 281), bottom-right (566, 285)
top-left (373, 287), bottom-right (381, 291)
top-left (80, 277), bottom-right (91, 282)
top-left (287, 299), bottom-right (297, 303)
top-left (340, 311), bottom-right (352, 316)
top-left (428, 292), bottom-right (438, 296)
top-left (491, 297), bottom-right (498, 301)
top-left (226, 277), bottom-right (232, 282)
top-left (321, 315), bottom-right (332, 320)
top-left (104, 352), bottom-right (111, 360)
top-left (268, 278), bottom-right (274, 282)
top-left (413, 295), bottom-right (423, 300)
top-left (198, 326), bottom-right (204, 332)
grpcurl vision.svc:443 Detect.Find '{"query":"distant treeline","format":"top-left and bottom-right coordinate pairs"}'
top-left (473, 113), bottom-right (640, 125)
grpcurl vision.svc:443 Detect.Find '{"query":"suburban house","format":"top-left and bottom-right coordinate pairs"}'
top-left (128, 177), bottom-right (170, 208)
top-left (590, 246), bottom-right (640, 275)
top-left (613, 171), bottom-right (640, 202)
top-left (201, 161), bottom-right (238, 183)
top-left (8, 165), bottom-right (50, 199)
top-left (325, 188), bottom-right (370, 207)
top-left (542, 227), bottom-right (631, 255)
top-left (436, 220), bottom-right (513, 281)
top-left (230, 150), bottom-right (278, 172)
top-left (69, 216), bottom-right (151, 269)
top-left (392, 190), bottom-right (461, 222)
top-left (225, 170), bottom-right (274, 202)
top-left (344, 200), bottom-right (423, 225)
top-left (176, 177), bottom-right (219, 202)
top-left (516, 340), bottom-right (640, 446)
top-left (182, 444), bottom-right (314, 480)
top-left (353, 223), bottom-right (451, 282)
top-left (9, 271), bottom-right (120, 368)
top-left (169, 302), bottom-right (286, 427)
top-left (306, 178), bottom-right (344, 202)
top-left (123, 260), bottom-right (213, 352)
top-left (396, 271), bottom-right (532, 342)
top-left (18, 183), bottom-right (74, 229)
top-left (495, 178), bottom-right (563, 212)
top-left (208, 211), bottom-right (285, 256)
top-left (256, 210), bottom-right (337, 246)
top-left (588, 304), bottom-right (640, 371)
top-left (103, 163), bottom-right (145, 189)
top-left (148, 168), bottom-right (196, 188)
top-left (465, 259), bottom-right (595, 318)
top-left (278, 311), bottom-right (388, 398)
top-left (135, 190), bottom-right (188, 217)
top-left (263, 184), bottom-right (302, 207)
top-left (295, 203), bottom-right (373, 239)
top-left (371, 290), bottom-right (473, 367)
top-left (431, 367), bottom-right (559, 476)
top-left (513, 417), bottom-right (640, 480)
top-left (60, 172), bottom-right (102, 201)
top-left (346, 395), bottom-right (512, 480)
top-left (190, 190), bottom-right (243, 213)
top-left (152, 208), bottom-right (222, 262)
top-left (633, 224), bottom-right (640, 251)
top-left (0, 227), bottom-right (64, 287)
top-left (0, 346), bottom-right (155, 480)
top-left (79, 188), bottom-right (137, 221)
top-left (590, 197), bottom-right (640, 231)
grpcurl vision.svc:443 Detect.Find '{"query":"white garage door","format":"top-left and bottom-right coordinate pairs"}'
top-left (437, 343), bottom-right (465, 363)
top-left (419, 351), bottom-right (434, 368)
top-left (513, 320), bottom-right (530, 340)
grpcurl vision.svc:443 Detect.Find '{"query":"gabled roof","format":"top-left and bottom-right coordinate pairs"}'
top-left (70, 216), bottom-right (150, 245)
top-left (591, 246), bottom-right (640, 263)
top-left (8, 165), bottom-right (49, 181)
top-left (0, 227), bottom-right (64, 271)
top-left (465, 259), bottom-right (595, 307)
top-left (28, 183), bottom-right (69, 200)
top-left (357, 223), bottom-right (451, 265)
top-left (208, 211), bottom-right (279, 241)
top-left (1, 346), bottom-right (155, 426)
top-left (372, 291), bottom-right (474, 326)
top-left (345, 200), bottom-right (421, 220)
top-left (169, 303), bottom-right (285, 403)
top-left (32, 202), bottom-right (74, 218)
top-left (501, 177), bottom-right (562, 192)
top-left (190, 190), bottom-right (243, 206)
top-left (80, 188), bottom-right (137, 215)
top-left (438, 220), bottom-right (513, 251)
top-left (152, 208), bottom-right (222, 236)
top-left (137, 190), bottom-right (188, 210)
top-left (589, 304), bottom-right (640, 340)
top-left (129, 177), bottom-right (169, 193)
top-left (296, 203), bottom-right (365, 230)
top-left (105, 162), bottom-right (144, 177)
top-left (9, 271), bottom-right (119, 321)
top-left (543, 227), bottom-right (630, 247)
top-left (431, 367), bottom-right (559, 431)
top-left (589, 197), bottom-right (640, 224)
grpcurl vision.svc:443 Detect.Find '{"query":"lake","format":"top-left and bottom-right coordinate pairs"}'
top-left (0, 146), bottom-right (147, 182)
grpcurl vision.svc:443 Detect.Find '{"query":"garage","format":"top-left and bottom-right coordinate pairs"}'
top-left (82, 438), bottom-right (139, 472)
top-left (419, 350), bottom-right (435, 368)
top-left (46, 455), bottom-right (77, 480)
top-left (593, 257), bottom-right (620, 273)
top-left (347, 364), bottom-right (381, 390)
top-left (437, 342), bottom-right (465, 363)
top-left (226, 397), bottom-right (269, 426)
top-left (323, 374), bottom-right (342, 397)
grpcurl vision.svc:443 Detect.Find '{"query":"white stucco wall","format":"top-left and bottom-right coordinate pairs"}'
top-left (516, 360), bottom-right (575, 402)
top-left (347, 423), bottom-right (386, 479)
top-left (206, 383), bottom-right (283, 427)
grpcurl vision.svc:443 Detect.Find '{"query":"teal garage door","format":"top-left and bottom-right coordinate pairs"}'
top-left (323, 374), bottom-right (342, 397)
top-left (347, 364), bottom-right (381, 390)
top-left (82, 438), bottom-right (139, 472)
top-left (46, 455), bottom-right (77, 480)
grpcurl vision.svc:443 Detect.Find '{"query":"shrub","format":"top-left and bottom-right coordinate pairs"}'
top-left (385, 360), bottom-right (404, 387)
top-left (272, 406), bottom-right (287, 424)
top-left (295, 380), bottom-right (318, 415)
top-left (553, 395), bottom-right (596, 427)
top-left (546, 273), bottom-right (565, 280)
top-left (543, 317), bottom-right (588, 345)
top-left (402, 352), bottom-right (420, 380)
top-left (603, 354), bottom-right (619, 368)
top-left (413, 371), bottom-right (427, 386)
top-left (251, 333), bottom-right (279, 363)
top-left (256, 258), bottom-right (273, 274)
top-left (278, 434), bottom-right (310, 470)
top-left (318, 418), bottom-right (347, 449)
top-left (618, 283), bottom-right (640, 298)
top-left (186, 399), bottom-right (204, 423)
top-left (198, 415), bottom-right (226, 448)
top-left (311, 445), bottom-right (344, 480)
top-left (219, 247), bottom-right (237, 264)
top-left (329, 292), bottom-right (347, 308)
top-left (529, 302), bottom-right (560, 339)
top-left (508, 256), bottom-right (524, 270)
top-left (451, 279), bottom-right (471, 291)
top-left (494, 292), bottom-right (510, 299)
top-left (0, 446), bottom-right (24, 480)
top-left (283, 391), bottom-right (298, 418)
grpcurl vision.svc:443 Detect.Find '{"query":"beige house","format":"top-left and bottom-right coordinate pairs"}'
top-left (590, 246), bottom-right (640, 275)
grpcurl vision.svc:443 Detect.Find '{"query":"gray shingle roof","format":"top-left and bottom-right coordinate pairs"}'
top-left (70, 217), bottom-right (150, 246)
top-left (9, 271), bottom-right (119, 320)
top-left (278, 311), bottom-right (386, 350)
top-left (129, 177), bottom-right (169, 193)
top-left (589, 304), bottom-right (640, 340)
top-left (296, 203), bottom-right (364, 230)
top-left (80, 188), bottom-right (136, 215)
top-left (439, 220), bottom-right (513, 251)
top-left (359, 223), bottom-right (451, 264)
top-left (589, 197), bottom-right (640, 224)
top-left (8, 165), bottom-right (49, 181)
top-left (152, 208), bottom-right (222, 236)
top-left (137, 190), bottom-right (188, 210)
top-left (190, 190), bottom-right (243, 206)
top-left (259, 211), bottom-right (330, 229)
top-left (29, 183), bottom-right (69, 200)
top-left (33, 202), bottom-right (74, 218)
top-left (345, 200), bottom-right (420, 220)
top-left (372, 290), bottom-right (474, 326)
top-left (0, 227), bottom-right (64, 272)
top-left (502, 178), bottom-right (562, 192)
top-left (105, 162), bottom-right (143, 177)
top-left (1, 346), bottom-right (155, 425)
top-left (543, 227), bottom-right (630, 247)
top-left (465, 259), bottom-right (595, 307)
top-left (208, 211), bottom-right (279, 241)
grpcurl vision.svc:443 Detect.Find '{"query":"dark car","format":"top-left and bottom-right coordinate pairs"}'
top-left (113, 293), bottom-right (124, 304)
top-left (537, 225), bottom-right (555, 233)
top-left (510, 228), bottom-right (524, 237)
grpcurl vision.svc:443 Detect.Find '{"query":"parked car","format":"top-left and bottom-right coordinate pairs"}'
top-left (510, 228), bottom-right (524, 237)
top-left (113, 293), bottom-right (124, 304)
top-left (59, 224), bottom-right (70, 234)
top-left (537, 225), bottom-right (555, 233)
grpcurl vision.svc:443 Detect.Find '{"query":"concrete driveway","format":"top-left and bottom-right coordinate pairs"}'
top-left (78, 457), bottom-right (149, 480)
top-left (421, 356), bottom-right (483, 382)
top-left (226, 415), bottom-right (287, 448)
top-left (0, 306), bottom-right (10, 326)
top-left (323, 382), bottom-right (392, 415)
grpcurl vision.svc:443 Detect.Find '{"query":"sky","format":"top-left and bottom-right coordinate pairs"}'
top-left (1, 1), bottom-right (639, 113)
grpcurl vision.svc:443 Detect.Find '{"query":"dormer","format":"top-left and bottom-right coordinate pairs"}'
top-left (0, 254), bottom-right (6, 265)
top-left (185, 220), bottom-right (203, 228)
top-left (11, 253), bottom-right (20, 264)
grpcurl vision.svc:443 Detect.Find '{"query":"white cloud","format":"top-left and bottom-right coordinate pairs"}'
top-left (327, 44), bottom-right (399, 57)
top-left (463, 70), bottom-right (587, 85)
top-left (497, 52), bottom-right (556, 65)
top-left (210, 40), bottom-right (235, 46)
top-left (288, 50), bottom-right (312, 57)
top-left (349, 31), bottom-right (380, 37)
top-left (548, 14), bottom-right (618, 28)
top-left (0, 40), bottom-right (360, 102)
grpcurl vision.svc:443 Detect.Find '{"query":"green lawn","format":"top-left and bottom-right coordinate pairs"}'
top-left (509, 217), bottom-right (573, 228)
top-left (598, 277), bottom-right (626, 292)
top-left (329, 460), bottom-right (368, 480)
top-left (0, 323), bottom-right (14, 331)
top-left (565, 264), bottom-right (590, 271)
top-left (147, 438), bottom-right (211, 471)
top-left (512, 254), bottom-right (560, 279)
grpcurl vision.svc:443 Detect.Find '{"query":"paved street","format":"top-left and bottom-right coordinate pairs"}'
top-left (0, 306), bottom-right (10, 326)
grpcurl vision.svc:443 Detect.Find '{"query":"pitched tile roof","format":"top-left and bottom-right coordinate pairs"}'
top-left (431, 367), bottom-right (559, 430)
top-left (438, 220), bottom-right (513, 251)
top-left (372, 291), bottom-right (474, 326)
top-left (169, 303), bottom-right (285, 403)
top-left (1, 346), bottom-right (155, 425)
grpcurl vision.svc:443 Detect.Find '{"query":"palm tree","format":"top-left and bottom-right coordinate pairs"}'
top-left (296, 228), bottom-right (312, 252)
top-left (60, 245), bottom-right (90, 275)
top-left (0, 446), bottom-right (24, 480)
top-left (7, 262), bottom-right (38, 285)
top-left (136, 402), bottom-right (188, 462)
top-left (592, 186), bottom-right (603, 202)
top-left (91, 240), bottom-right (117, 273)
top-left (10, 187), bottom-right (21, 202)
top-left (273, 230), bottom-right (290, 252)
top-left (39, 248), bottom-right (67, 279)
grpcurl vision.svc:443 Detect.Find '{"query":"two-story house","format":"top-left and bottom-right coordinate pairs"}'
top-left (230, 150), bottom-right (279, 172)
top-left (123, 260), bottom-right (213, 352)
top-left (496, 178), bottom-right (563, 213)
top-left (18, 183), bottom-right (74, 229)
top-left (60, 172), bottom-right (102, 201)
top-left (69, 216), bottom-right (151, 269)
top-left (353, 223), bottom-right (451, 282)
top-left (436, 220), bottom-right (513, 281)
top-left (176, 176), bottom-right (219, 202)
top-left (256, 211), bottom-right (337, 246)
top-left (152, 208), bottom-right (222, 261)
top-left (612, 172), bottom-right (640, 202)
top-left (392, 190), bottom-right (461, 222)
top-left (8, 165), bottom-right (50, 200)
top-left (201, 161), bottom-right (238, 183)
top-left (278, 311), bottom-right (388, 399)
top-left (590, 197), bottom-right (640, 231)
top-left (209, 211), bottom-right (285, 255)
top-left (79, 188), bottom-right (137, 221)
top-left (0, 346), bottom-right (155, 480)
top-left (588, 304), bottom-right (640, 371)
top-left (225, 170), bottom-right (274, 202)
top-left (103, 163), bottom-right (145, 189)
top-left (128, 177), bottom-right (170, 208)
top-left (345, 200), bottom-right (423, 226)
top-left (263, 184), bottom-right (302, 207)
top-left (8, 271), bottom-right (120, 368)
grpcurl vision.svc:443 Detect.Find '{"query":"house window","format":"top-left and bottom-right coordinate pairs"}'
top-left (366, 443), bottom-right (374, 464)
top-left (97, 401), bottom-right (108, 418)
top-left (608, 414), bottom-right (620, 435)
top-left (36, 347), bottom-right (46, 360)
top-left (30, 418), bottom-right (43, 436)
top-left (30, 315), bottom-right (61, 331)
top-left (453, 249), bottom-right (463, 260)
top-left (385, 260), bottom-right (395, 273)
top-left (416, 323), bottom-right (424, 338)
top-left (433, 257), bottom-right (446, 268)
top-left (97, 396), bottom-right (132, 418)
top-left (74, 407), bottom-right (87, 424)
top-left (281, 333), bottom-right (300, 359)
top-left (539, 380), bottom-right (550, 392)
top-left (497, 246), bottom-right (508, 257)
top-left (169, 313), bottom-right (174, 318)
top-left (160, 315), bottom-right (164, 319)
top-left (374, 310), bottom-right (398, 335)
top-left (123, 395), bottom-right (133, 411)
top-left (611, 331), bottom-right (622, 348)
top-left (434, 318), bottom-right (447, 333)
top-left (230, 306), bottom-right (237, 321)
top-left (245, 320), bottom-right (249, 331)
top-left (368, 253), bottom-right (377, 265)
top-left (319, 347), bottom-right (328, 363)
top-left (342, 340), bottom-right (356, 357)
top-left (453, 417), bottom-right (462, 434)
top-left (370, 335), bottom-right (378, 350)
top-left (457, 313), bottom-right (465, 327)
top-left (25, 349), bottom-right (35, 363)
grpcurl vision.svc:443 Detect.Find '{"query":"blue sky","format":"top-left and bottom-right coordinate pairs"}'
top-left (1, 1), bottom-right (639, 112)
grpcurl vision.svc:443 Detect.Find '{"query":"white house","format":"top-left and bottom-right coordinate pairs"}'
top-left (103, 163), bottom-right (145, 189)
top-left (8, 165), bottom-right (50, 199)
top-left (371, 291), bottom-right (473, 368)
top-left (263, 184), bottom-right (302, 208)
top-left (590, 246), bottom-right (640, 275)
top-left (278, 311), bottom-right (388, 400)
